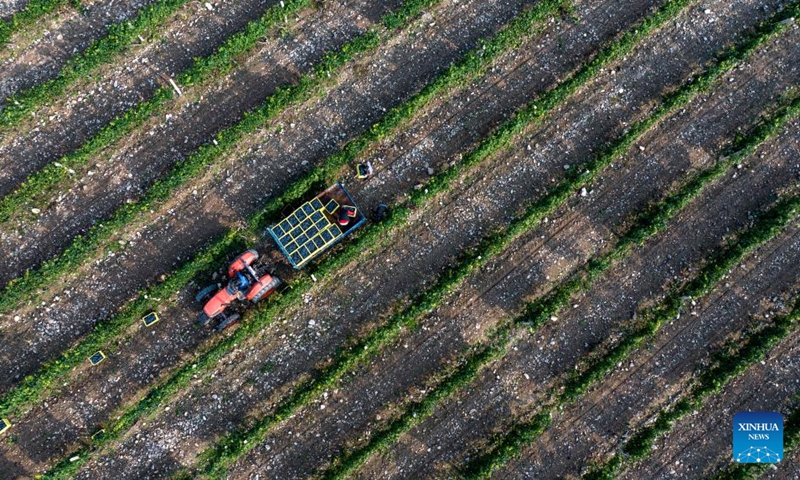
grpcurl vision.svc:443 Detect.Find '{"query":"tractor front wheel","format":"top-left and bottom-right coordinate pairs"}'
top-left (195, 285), bottom-right (218, 304)
top-left (197, 311), bottom-right (211, 327)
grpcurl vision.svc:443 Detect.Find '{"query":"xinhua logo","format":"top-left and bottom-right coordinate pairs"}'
top-left (733, 411), bottom-right (783, 463)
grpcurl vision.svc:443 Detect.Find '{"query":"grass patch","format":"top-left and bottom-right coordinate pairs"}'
top-left (0, 0), bottom-right (74, 48)
top-left (0, 0), bottom-right (316, 225)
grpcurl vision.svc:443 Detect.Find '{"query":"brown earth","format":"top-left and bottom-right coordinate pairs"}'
top-left (0, 0), bottom-right (156, 105)
top-left (0, 0), bottom-right (293, 201)
top-left (57, 0), bottom-right (800, 477)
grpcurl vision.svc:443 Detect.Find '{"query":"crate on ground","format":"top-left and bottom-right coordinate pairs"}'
top-left (89, 351), bottom-right (106, 365)
top-left (142, 312), bottom-right (159, 327)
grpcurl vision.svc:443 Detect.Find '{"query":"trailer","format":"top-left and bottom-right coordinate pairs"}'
top-left (196, 183), bottom-right (364, 330)
top-left (267, 183), bottom-right (365, 269)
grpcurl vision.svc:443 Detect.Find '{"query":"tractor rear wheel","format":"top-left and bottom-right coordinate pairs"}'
top-left (215, 313), bottom-right (241, 331)
top-left (251, 278), bottom-right (281, 304)
top-left (195, 285), bottom-right (217, 303)
top-left (197, 311), bottom-right (211, 327)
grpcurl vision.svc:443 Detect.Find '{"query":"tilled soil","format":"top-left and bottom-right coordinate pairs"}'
top-left (0, 0), bottom-right (398, 375)
top-left (351, 51), bottom-right (800, 480)
top-left (621, 327), bottom-right (800, 479)
top-left (504, 227), bottom-right (800, 479)
top-left (56, 0), bottom-right (800, 477)
top-left (2, 0), bottom-right (798, 477)
top-left (0, 0), bottom-right (28, 20)
top-left (0, 0), bottom-right (548, 475)
top-left (0, 0), bottom-right (155, 104)
top-left (225, 4), bottom-right (800, 479)
top-left (0, 0), bottom-right (287, 201)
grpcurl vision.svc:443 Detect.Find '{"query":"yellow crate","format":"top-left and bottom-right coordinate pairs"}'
top-left (89, 350), bottom-right (106, 366)
top-left (324, 198), bottom-right (339, 214)
top-left (142, 312), bottom-right (159, 327)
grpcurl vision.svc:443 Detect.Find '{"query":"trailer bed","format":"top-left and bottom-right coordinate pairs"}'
top-left (267, 183), bottom-right (365, 269)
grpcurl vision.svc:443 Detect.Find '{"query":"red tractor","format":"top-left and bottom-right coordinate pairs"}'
top-left (195, 249), bottom-right (281, 330)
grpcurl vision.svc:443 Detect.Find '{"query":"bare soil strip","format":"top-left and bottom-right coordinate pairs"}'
top-left (620, 329), bottom-right (800, 479)
top-left (0, 0), bottom-right (289, 201)
top-left (4, 1), bottom-right (530, 477)
top-left (0, 0), bottom-right (72, 48)
top-left (0, 0), bottom-right (560, 427)
top-left (501, 230), bottom-right (800, 479)
top-left (0, 0), bottom-right (158, 104)
top-left (248, 23), bottom-right (800, 480)
top-left (34, 0), bottom-right (692, 476)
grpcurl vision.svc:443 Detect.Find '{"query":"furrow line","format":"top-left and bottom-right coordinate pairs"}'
top-left (321, 78), bottom-right (800, 480)
top-left (460, 192), bottom-right (800, 479)
top-left (183, 0), bottom-right (713, 477)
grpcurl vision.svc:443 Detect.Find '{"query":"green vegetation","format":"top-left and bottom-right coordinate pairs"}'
top-left (0, 0), bottom-right (315, 224)
top-left (520, 93), bottom-right (800, 332)
top-left (295, 1), bottom-right (800, 477)
top-left (0, 0), bottom-right (565, 426)
top-left (461, 190), bottom-right (799, 478)
top-left (0, 0), bottom-right (192, 129)
top-left (185, 0), bottom-right (722, 476)
top-left (0, 0), bottom-right (422, 317)
top-left (0, 0), bottom-right (74, 48)
top-left (583, 294), bottom-right (800, 479)
top-left (37, 2), bottom-right (449, 478)
top-left (561, 194), bottom-right (800, 402)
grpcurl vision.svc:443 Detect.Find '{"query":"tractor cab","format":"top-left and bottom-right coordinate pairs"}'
top-left (196, 249), bottom-right (281, 331)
